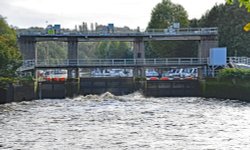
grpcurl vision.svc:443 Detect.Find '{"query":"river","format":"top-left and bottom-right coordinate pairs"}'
top-left (0, 92), bottom-right (250, 149)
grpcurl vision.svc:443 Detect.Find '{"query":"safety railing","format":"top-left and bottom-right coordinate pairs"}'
top-left (20, 58), bottom-right (208, 70)
top-left (19, 57), bottom-right (250, 71)
top-left (18, 27), bottom-right (218, 36)
top-left (228, 57), bottom-right (250, 65)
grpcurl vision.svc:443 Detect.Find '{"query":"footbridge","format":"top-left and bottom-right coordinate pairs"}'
top-left (18, 27), bottom-right (218, 60)
top-left (18, 57), bottom-right (250, 77)
top-left (19, 57), bottom-right (208, 71)
top-left (18, 27), bottom-right (218, 78)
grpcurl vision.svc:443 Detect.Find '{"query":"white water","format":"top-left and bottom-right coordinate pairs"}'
top-left (1, 92), bottom-right (250, 149)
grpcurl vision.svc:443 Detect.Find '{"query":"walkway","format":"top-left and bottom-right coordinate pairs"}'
top-left (19, 58), bottom-right (208, 71)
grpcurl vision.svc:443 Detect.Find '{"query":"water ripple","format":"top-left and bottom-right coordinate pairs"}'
top-left (1, 92), bottom-right (250, 149)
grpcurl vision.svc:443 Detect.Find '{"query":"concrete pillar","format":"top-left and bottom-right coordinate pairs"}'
top-left (133, 68), bottom-right (145, 77)
top-left (198, 38), bottom-right (218, 58)
top-left (198, 67), bottom-right (203, 80)
top-left (68, 37), bottom-right (78, 60)
top-left (133, 38), bottom-right (145, 59)
top-left (18, 37), bottom-right (37, 60)
top-left (67, 37), bottom-right (78, 79)
top-left (133, 38), bottom-right (145, 78)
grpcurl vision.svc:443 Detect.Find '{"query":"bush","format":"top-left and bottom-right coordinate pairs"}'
top-left (203, 70), bottom-right (250, 101)
top-left (0, 77), bottom-right (17, 88)
top-left (218, 68), bottom-right (250, 80)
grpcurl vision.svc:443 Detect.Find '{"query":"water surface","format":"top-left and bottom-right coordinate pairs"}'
top-left (1, 92), bottom-right (250, 149)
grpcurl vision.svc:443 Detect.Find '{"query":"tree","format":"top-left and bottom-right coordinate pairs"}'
top-left (95, 41), bottom-right (132, 59)
top-left (36, 41), bottom-right (67, 60)
top-left (146, 0), bottom-right (197, 58)
top-left (226, 0), bottom-right (250, 31)
top-left (0, 16), bottom-right (21, 77)
top-left (226, 0), bottom-right (250, 12)
top-left (199, 3), bottom-right (250, 56)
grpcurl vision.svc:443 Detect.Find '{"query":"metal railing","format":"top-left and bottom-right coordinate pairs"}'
top-left (19, 58), bottom-right (208, 70)
top-left (228, 57), bottom-right (250, 65)
top-left (18, 27), bottom-right (218, 36)
top-left (18, 57), bottom-right (250, 71)
top-left (145, 27), bottom-right (218, 35)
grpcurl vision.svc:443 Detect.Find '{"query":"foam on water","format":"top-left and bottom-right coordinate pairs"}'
top-left (73, 91), bottom-right (145, 102)
top-left (72, 92), bottom-right (119, 102)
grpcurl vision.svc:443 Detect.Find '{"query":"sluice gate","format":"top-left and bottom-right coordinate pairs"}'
top-left (34, 78), bottom-right (201, 99)
top-left (144, 80), bottom-right (201, 97)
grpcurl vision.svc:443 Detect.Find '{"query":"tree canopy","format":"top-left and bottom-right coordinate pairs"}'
top-left (0, 16), bottom-right (21, 77)
top-left (199, 3), bottom-right (250, 56)
top-left (226, 0), bottom-right (250, 12)
top-left (148, 0), bottom-right (189, 29)
top-left (94, 42), bottom-right (133, 59)
top-left (146, 0), bottom-right (197, 58)
top-left (226, 0), bottom-right (250, 31)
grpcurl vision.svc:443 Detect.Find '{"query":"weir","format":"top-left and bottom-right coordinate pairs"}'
top-left (10, 28), bottom-right (219, 100)
top-left (36, 78), bottom-right (202, 99)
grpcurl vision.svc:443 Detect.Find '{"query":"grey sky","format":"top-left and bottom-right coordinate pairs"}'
top-left (0, 0), bottom-right (225, 29)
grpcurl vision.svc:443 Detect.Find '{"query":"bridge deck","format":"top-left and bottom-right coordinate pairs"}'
top-left (19, 58), bottom-right (208, 71)
top-left (18, 28), bottom-right (218, 42)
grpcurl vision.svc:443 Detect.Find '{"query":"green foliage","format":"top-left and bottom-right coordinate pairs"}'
top-left (146, 0), bottom-right (197, 58)
top-left (199, 3), bottom-right (250, 56)
top-left (78, 42), bottom-right (98, 59)
top-left (218, 68), bottom-right (250, 80)
top-left (0, 77), bottom-right (18, 88)
top-left (0, 16), bottom-right (22, 77)
top-left (95, 41), bottom-right (132, 59)
top-left (226, 0), bottom-right (250, 12)
top-left (36, 41), bottom-right (67, 60)
top-left (148, 0), bottom-right (189, 28)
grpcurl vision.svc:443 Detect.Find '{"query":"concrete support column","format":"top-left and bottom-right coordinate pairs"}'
top-left (68, 37), bottom-right (78, 60)
top-left (133, 38), bottom-right (145, 78)
top-left (198, 67), bottom-right (203, 80)
top-left (133, 39), bottom-right (145, 59)
top-left (198, 37), bottom-right (218, 79)
top-left (133, 68), bottom-right (145, 77)
top-left (198, 39), bottom-right (218, 58)
top-left (18, 37), bottom-right (37, 60)
top-left (67, 38), bottom-right (78, 79)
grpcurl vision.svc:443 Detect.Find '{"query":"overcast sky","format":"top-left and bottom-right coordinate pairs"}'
top-left (0, 0), bottom-right (225, 29)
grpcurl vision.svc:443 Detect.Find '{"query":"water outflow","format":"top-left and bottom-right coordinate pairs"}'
top-left (1, 92), bottom-right (250, 149)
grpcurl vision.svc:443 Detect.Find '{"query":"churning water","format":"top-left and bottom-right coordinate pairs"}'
top-left (1, 92), bottom-right (250, 149)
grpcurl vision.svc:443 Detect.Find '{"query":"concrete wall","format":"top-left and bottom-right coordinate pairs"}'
top-left (0, 88), bottom-right (7, 104)
top-left (144, 80), bottom-right (201, 97)
top-left (1, 79), bottom-right (203, 104)
top-left (38, 81), bottom-right (66, 99)
top-left (80, 77), bottom-right (135, 95)
top-left (198, 39), bottom-right (218, 58)
top-left (0, 83), bottom-right (35, 104)
top-left (18, 37), bottom-right (37, 60)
